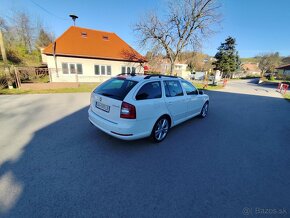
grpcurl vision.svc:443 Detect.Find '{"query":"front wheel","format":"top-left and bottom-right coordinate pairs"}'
top-left (200, 102), bottom-right (209, 118)
top-left (151, 117), bottom-right (170, 143)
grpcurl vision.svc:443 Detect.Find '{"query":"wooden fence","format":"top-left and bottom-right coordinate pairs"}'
top-left (14, 67), bottom-right (49, 88)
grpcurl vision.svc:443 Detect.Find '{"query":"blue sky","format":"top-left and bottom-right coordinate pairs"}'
top-left (1, 0), bottom-right (290, 57)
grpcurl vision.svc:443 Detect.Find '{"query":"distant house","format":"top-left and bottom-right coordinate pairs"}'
top-left (158, 62), bottom-right (189, 79)
top-left (241, 63), bottom-right (261, 76)
top-left (42, 26), bottom-right (145, 82)
top-left (276, 64), bottom-right (290, 76)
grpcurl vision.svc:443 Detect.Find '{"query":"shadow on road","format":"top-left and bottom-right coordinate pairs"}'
top-left (1, 91), bottom-right (290, 217)
top-left (246, 78), bottom-right (259, 84)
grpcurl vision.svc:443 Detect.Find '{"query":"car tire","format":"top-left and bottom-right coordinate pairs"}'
top-left (199, 102), bottom-right (209, 118)
top-left (151, 116), bottom-right (170, 143)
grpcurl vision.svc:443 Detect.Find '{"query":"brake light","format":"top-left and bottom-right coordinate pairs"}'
top-left (120, 102), bottom-right (136, 119)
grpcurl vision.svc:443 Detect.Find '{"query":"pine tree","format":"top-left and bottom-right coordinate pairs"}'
top-left (213, 36), bottom-right (240, 78)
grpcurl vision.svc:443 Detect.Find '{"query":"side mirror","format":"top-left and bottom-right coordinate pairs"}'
top-left (198, 90), bottom-right (204, 95)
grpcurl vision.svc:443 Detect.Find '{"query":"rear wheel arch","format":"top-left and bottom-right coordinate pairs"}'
top-left (159, 114), bottom-right (172, 128)
top-left (150, 114), bottom-right (172, 143)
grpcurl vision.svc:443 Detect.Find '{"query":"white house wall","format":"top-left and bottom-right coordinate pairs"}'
top-left (45, 55), bottom-right (144, 82)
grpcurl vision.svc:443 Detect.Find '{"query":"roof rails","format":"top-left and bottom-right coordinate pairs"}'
top-left (144, 74), bottom-right (181, 79)
top-left (117, 72), bottom-right (138, 77)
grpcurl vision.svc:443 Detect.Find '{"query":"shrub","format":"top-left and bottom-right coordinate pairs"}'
top-left (0, 73), bottom-right (8, 89)
top-left (6, 48), bottom-right (22, 64)
top-left (269, 75), bottom-right (275, 81)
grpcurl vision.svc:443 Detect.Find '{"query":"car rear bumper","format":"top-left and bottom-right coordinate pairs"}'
top-left (88, 108), bottom-right (150, 140)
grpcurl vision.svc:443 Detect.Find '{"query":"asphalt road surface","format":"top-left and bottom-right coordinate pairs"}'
top-left (0, 80), bottom-right (290, 217)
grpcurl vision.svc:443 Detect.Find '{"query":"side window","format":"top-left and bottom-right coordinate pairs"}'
top-left (62, 63), bottom-right (68, 74)
top-left (136, 81), bottom-right (162, 100)
top-left (163, 80), bottom-right (184, 97)
top-left (181, 81), bottom-right (198, 95)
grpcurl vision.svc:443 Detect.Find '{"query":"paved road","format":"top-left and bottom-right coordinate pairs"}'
top-left (0, 81), bottom-right (290, 217)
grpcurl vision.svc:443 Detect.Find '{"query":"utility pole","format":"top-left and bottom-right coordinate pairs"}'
top-left (0, 30), bottom-right (7, 63)
top-left (0, 29), bottom-right (11, 88)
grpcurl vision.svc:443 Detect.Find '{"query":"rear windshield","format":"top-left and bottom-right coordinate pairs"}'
top-left (94, 78), bottom-right (138, 101)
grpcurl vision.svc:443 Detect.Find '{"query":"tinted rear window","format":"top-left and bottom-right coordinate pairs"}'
top-left (136, 81), bottom-right (162, 100)
top-left (94, 78), bottom-right (138, 101)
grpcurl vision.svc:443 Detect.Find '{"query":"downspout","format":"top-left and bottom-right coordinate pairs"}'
top-left (52, 41), bottom-right (58, 77)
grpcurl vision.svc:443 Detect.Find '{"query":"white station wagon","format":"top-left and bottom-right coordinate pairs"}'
top-left (88, 74), bottom-right (209, 142)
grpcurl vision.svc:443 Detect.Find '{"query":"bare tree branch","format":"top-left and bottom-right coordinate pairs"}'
top-left (134, 0), bottom-right (221, 75)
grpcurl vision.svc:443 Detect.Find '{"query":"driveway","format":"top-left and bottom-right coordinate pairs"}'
top-left (220, 78), bottom-right (283, 98)
top-left (0, 84), bottom-right (290, 217)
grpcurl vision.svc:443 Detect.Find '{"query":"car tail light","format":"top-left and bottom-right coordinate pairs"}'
top-left (120, 102), bottom-right (136, 119)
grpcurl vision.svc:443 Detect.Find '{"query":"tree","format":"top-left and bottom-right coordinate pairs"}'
top-left (183, 52), bottom-right (213, 72)
top-left (0, 11), bottom-right (55, 65)
top-left (258, 52), bottom-right (281, 76)
top-left (36, 28), bottom-right (53, 48)
top-left (134, 0), bottom-right (221, 75)
top-left (281, 56), bottom-right (290, 65)
top-left (14, 12), bottom-right (34, 53)
top-left (213, 36), bottom-right (240, 78)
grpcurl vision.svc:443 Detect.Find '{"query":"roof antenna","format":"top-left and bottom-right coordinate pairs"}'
top-left (69, 14), bottom-right (78, 26)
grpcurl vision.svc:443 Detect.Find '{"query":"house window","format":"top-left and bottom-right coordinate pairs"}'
top-left (122, 66), bottom-right (138, 74)
top-left (77, 64), bottom-right (83, 74)
top-left (62, 63), bottom-right (82, 74)
top-left (132, 67), bottom-right (136, 74)
top-left (101, 66), bottom-right (106, 75)
top-left (70, 64), bottom-right (76, 74)
top-left (107, 66), bottom-right (112, 75)
top-left (95, 65), bottom-right (112, 75)
top-left (62, 63), bottom-right (69, 74)
top-left (121, 66), bottom-right (126, 74)
top-left (95, 65), bottom-right (100, 75)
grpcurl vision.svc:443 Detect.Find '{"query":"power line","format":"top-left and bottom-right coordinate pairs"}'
top-left (30, 0), bottom-right (69, 21)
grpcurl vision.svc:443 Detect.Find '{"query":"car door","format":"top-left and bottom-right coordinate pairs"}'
top-left (180, 81), bottom-right (201, 116)
top-left (163, 80), bottom-right (188, 124)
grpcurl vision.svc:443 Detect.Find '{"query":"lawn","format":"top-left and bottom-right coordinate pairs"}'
top-left (0, 83), bottom-right (100, 95)
top-left (192, 82), bottom-right (223, 90)
top-left (283, 93), bottom-right (290, 101)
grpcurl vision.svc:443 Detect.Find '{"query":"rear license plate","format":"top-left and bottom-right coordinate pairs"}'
top-left (96, 101), bottom-right (110, 113)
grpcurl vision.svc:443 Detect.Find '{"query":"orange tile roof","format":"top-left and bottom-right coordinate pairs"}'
top-left (43, 26), bottom-right (146, 62)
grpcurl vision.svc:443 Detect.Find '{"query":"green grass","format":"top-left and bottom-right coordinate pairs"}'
top-left (0, 83), bottom-right (100, 95)
top-left (283, 93), bottom-right (290, 101)
top-left (192, 82), bottom-right (223, 90)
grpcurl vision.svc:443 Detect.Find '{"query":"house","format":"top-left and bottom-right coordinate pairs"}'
top-left (42, 26), bottom-right (146, 82)
top-left (161, 63), bottom-right (189, 78)
top-left (276, 64), bottom-right (290, 76)
top-left (241, 62), bottom-right (261, 76)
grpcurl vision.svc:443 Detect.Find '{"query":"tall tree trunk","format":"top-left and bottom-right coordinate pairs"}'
top-left (170, 61), bottom-right (174, 75)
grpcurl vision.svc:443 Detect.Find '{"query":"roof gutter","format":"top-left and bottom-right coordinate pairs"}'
top-left (43, 53), bottom-right (147, 63)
